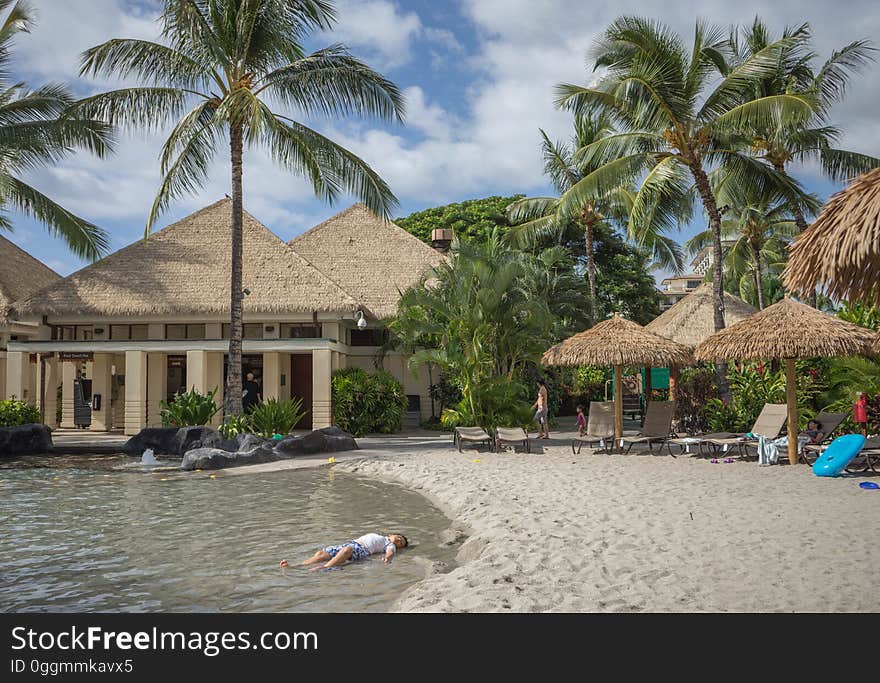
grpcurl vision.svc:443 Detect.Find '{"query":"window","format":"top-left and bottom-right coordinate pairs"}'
top-left (51, 326), bottom-right (76, 341)
top-left (167, 324), bottom-right (205, 340)
top-left (282, 324), bottom-right (321, 339)
top-left (222, 323), bottom-right (262, 339)
top-left (687, 280), bottom-right (702, 289)
top-left (131, 324), bottom-right (149, 340)
top-left (110, 325), bottom-right (130, 340)
top-left (350, 328), bottom-right (386, 346)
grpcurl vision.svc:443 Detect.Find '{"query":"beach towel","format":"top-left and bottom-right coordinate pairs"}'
top-left (757, 434), bottom-right (811, 465)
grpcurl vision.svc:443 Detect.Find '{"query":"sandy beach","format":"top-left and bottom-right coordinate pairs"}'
top-left (338, 432), bottom-right (880, 613)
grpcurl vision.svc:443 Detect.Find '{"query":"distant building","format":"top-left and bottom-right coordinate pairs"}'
top-left (657, 275), bottom-right (705, 311)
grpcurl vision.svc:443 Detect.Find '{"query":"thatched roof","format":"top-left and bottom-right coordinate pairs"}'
top-left (646, 283), bottom-right (757, 348)
top-left (14, 199), bottom-right (358, 318)
top-left (783, 167), bottom-right (880, 305)
top-left (694, 297), bottom-right (875, 362)
top-left (0, 235), bottom-right (60, 321)
top-left (289, 203), bottom-right (445, 319)
top-left (542, 313), bottom-right (694, 367)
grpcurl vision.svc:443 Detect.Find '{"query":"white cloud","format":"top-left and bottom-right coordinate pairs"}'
top-left (324, 0), bottom-right (422, 69)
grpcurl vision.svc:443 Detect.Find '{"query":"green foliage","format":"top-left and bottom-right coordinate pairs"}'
top-left (592, 224), bottom-right (662, 324)
top-left (0, 398), bottom-right (41, 427)
top-left (573, 365), bottom-right (610, 399)
top-left (395, 196), bottom-right (523, 244)
top-left (331, 368), bottom-right (407, 437)
top-left (248, 398), bottom-right (306, 438)
top-left (218, 413), bottom-right (252, 439)
top-left (674, 366), bottom-right (718, 434)
top-left (821, 357), bottom-right (880, 433)
top-left (440, 376), bottom-right (534, 432)
top-left (160, 388), bottom-right (220, 427)
top-left (836, 301), bottom-right (880, 331)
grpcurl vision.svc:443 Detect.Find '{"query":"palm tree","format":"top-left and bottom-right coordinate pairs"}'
top-left (732, 19), bottom-right (879, 236)
top-left (554, 17), bottom-right (815, 394)
top-left (76, 0), bottom-right (404, 415)
top-left (687, 192), bottom-right (798, 309)
top-left (0, 0), bottom-right (113, 260)
top-left (506, 109), bottom-right (682, 322)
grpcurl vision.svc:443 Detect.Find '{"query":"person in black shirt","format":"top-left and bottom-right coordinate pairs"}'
top-left (242, 372), bottom-right (262, 413)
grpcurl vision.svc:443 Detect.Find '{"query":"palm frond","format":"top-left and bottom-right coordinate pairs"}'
top-left (80, 39), bottom-right (212, 89)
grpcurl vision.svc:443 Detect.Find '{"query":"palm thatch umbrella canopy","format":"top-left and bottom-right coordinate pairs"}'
top-left (646, 284), bottom-right (757, 348)
top-left (543, 314), bottom-right (693, 439)
top-left (694, 297), bottom-right (875, 464)
top-left (783, 168), bottom-right (880, 305)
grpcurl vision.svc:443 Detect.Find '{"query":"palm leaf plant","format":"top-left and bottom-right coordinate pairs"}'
top-left (76, 0), bottom-right (404, 415)
top-left (0, 0), bottom-right (113, 260)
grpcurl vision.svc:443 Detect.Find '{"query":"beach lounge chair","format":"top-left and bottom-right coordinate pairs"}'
top-left (845, 436), bottom-right (880, 473)
top-left (699, 403), bottom-right (787, 457)
top-left (798, 412), bottom-right (847, 465)
top-left (494, 427), bottom-right (531, 453)
top-left (572, 401), bottom-right (616, 454)
top-left (453, 426), bottom-right (493, 452)
top-left (619, 401), bottom-right (677, 456)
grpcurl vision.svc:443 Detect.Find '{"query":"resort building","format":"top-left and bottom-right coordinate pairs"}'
top-left (657, 274), bottom-right (704, 311)
top-left (2, 200), bottom-right (445, 434)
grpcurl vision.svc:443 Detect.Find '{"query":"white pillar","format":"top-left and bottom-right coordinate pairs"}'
top-left (60, 361), bottom-right (77, 428)
top-left (90, 353), bottom-right (114, 431)
top-left (4, 351), bottom-right (26, 402)
top-left (186, 350), bottom-right (208, 393)
top-left (41, 357), bottom-right (58, 428)
top-left (206, 352), bottom-right (224, 426)
top-left (146, 352), bottom-right (167, 428)
top-left (263, 352), bottom-right (281, 401)
top-left (124, 350), bottom-right (147, 435)
top-left (312, 349), bottom-right (332, 429)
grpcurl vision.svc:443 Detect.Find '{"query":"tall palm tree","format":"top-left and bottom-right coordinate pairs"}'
top-left (554, 17), bottom-right (815, 394)
top-left (506, 109), bottom-right (682, 322)
top-left (686, 192), bottom-right (797, 309)
top-left (732, 19), bottom-right (879, 236)
top-left (76, 0), bottom-right (403, 415)
top-left (0, 0), bottom-right (112, 260)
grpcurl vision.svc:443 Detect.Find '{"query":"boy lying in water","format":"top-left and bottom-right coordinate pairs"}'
top-left (279, 533), bottom-right (408, 570)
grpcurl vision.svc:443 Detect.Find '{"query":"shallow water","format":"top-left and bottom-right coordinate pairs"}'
top-left (0, 455), bottom-right (457, 613)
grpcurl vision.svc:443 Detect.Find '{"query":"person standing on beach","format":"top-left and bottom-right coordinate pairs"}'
top-left (532, 379), bottom-right (550, 440)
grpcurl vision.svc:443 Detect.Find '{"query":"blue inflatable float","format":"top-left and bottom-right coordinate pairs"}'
top-left (812, 434), bottom-right (866, 477)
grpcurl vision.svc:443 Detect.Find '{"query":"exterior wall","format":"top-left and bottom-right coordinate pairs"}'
top-left (60, 362), bottom-right (76, 428)
top-left (90, 353), bottom-right (114, 431)
top-left (124, 350), bottom-right (147, 435)
top-left (311, 349), bottom-right (332, 429)
top-left (0, 354), bottom-right (6, 401)
top-left (345, 350), bottom-right (434, 421)
top-left (146, 352), bottom-right (167, 428)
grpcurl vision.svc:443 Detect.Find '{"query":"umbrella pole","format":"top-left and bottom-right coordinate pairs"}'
top-left (614, 364), bottom-right (623, 442)
top-left (785, 358), bottom-right (799, 465)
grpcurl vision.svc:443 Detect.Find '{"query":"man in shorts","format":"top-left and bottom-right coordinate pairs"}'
top-left (279, 533), bottom-right (408, 570)
top-left (532, 379), bottom-right (550, 440)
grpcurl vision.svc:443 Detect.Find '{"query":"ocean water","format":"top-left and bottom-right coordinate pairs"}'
top-left (0, 456), bottom-right (457, 613)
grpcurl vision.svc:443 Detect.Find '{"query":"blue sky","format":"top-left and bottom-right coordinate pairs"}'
top-left (5, 0), bottom-right (880, 279)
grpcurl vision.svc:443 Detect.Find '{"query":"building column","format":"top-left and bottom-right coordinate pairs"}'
top-left (186, 350), bottom-right (207, 392)
top-left (124, 350), bottom-right (147, 435)
top-left (146, 352), bottom-right (167, 428)
top-left (263, 352), bottom-right (281, 401)
top-left (206, 352), bottom-right (224, 426)
top-left (90, 353), bottom-right (114, 431)
top-left (4, 351), bottom-right (26, 402)
top-left (60, 361), bottom-right (77, 429)
top-left (312, 349), bottom-right (332, 429)
top-left (278, 353), bottom-right (291, 401)
top-left (41, 357), bottom-right (59, 428)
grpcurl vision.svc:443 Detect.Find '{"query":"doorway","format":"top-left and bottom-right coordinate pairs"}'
top-left (167, 355), bottom-right (187, 400)
top-left (290, 354), bottom-right (312, 429)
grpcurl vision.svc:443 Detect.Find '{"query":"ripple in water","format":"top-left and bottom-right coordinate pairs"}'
top-left (0, 458), bottom-right (458, 613)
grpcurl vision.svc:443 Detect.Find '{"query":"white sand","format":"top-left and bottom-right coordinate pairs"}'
top-left (337, 433), bottom-right (880, 613)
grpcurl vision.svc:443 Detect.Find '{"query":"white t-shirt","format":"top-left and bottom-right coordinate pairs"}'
top-left (355, 533), bottom-right (396, 556)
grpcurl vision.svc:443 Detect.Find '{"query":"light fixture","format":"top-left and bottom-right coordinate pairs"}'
top-left (356, 310), bottom-right (367, 330)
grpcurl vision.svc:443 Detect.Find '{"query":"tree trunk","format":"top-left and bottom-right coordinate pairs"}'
top-left (584, 215), bottom-right (597, 323)
top-left (752, 246), bottom-right (765, 310)
top-left (225, 123), bottom-right (245, 416)
top-left (689, 162), bottom-right (729, 400)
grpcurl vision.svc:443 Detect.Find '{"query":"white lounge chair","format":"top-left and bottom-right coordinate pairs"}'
top-left (572, 402), bottom-right (615, 454)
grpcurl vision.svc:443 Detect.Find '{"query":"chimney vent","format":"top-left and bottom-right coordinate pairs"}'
top-left (431, 228), bottom-right (453, 252)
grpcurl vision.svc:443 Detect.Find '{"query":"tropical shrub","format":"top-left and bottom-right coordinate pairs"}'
top-left (674, 366), bottom-right (718, 434)
top-left (248, 398), bottom-right (306, 437)
top-left (331, 368), bottom-right (407, 437)
top-left (440, 376), bottom-right (534, 432)
top-left (0, 398), bottom-right (41, 427)
top-left (160, 388), bottom-right (220, 427)
top-left (218, 413), bottom-right (252, 439)
top-left (821, 357), bottom-right (880, 433)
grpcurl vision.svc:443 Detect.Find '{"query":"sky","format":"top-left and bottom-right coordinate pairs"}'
top-left (5, 0), bottom-right (880, 279)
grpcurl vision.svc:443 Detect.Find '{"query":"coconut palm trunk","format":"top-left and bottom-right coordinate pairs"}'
top-left (227, 123), bottom-right (245, 415)
top-left (583, 212), bottom-right (597, 321)
top-left (752, 245), bottom-right (765, 309)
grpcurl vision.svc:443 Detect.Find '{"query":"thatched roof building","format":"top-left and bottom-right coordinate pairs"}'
top-left (693, 297), bottom-right (875, 362)
top-left (0, 235), bottom-right (60, 321)
top-left (646, 283), bottom-right (757, 348)
top-left (783, 167), bottom-right (880, 305)
top-left (543, 313), bottom-right (693, 368)
top-left (13, 199), bottom-right (358, 317)
top-left (290, 203), bottom-right (445, 319)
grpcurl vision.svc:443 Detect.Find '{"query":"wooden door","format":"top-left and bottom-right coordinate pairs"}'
top-left (290, 354), bottom-right (313, 429)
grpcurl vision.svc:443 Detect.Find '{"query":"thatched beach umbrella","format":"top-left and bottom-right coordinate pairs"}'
top-left (646, 284), bottom-right (757, 400)
top-left (542, 314), bottom-right (693, 440)
top-left (783, 168), bottom-right (880, 305)
top-left (694, 297), bottom-right (876, 465)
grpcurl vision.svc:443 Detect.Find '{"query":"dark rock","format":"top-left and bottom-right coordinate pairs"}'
top-left (172, 426), bottom-right (224, 455)
top-left (234, 433), bottom-right (269, 453)
top-left (273, 435), bottom-right (305, 457)
top-left (273, 427), bottom-right (357, 457)
top-left (122, 427), bottom-right (179, 455)
top-left (0, 423), bottom-right (53, 456)
top-left (180, 445), bottom-right (280, 471)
